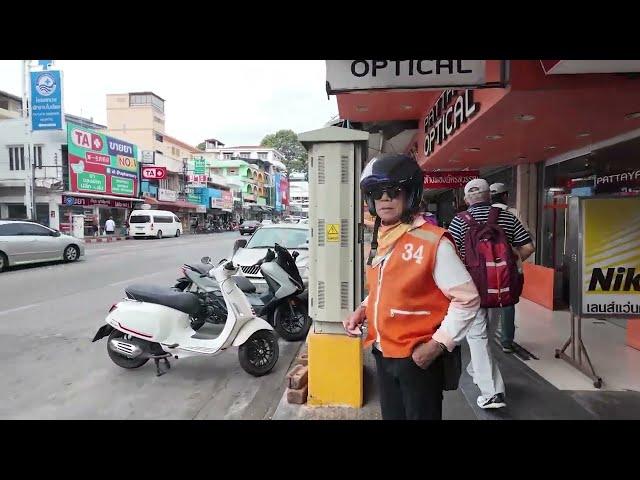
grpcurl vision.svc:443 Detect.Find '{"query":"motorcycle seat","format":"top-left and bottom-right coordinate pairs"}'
top-left (186, 263), bottom-right (211, 275)
top-left (232, 275), bottom-right (257, 294)
top-left (125, 284), bottom-right (201, 316)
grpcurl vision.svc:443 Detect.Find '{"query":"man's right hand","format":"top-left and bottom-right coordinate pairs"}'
top-left (343, 306), bottom-right (366, 337)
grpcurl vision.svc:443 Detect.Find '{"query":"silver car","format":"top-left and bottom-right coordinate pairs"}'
top-left (231, 223), bottom-right (309, 293)
top-left (0, 220), bottom-right (85, 272)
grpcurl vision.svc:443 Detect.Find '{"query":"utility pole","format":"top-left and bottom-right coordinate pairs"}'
top-left (22, 60), bottom-right (36, 221)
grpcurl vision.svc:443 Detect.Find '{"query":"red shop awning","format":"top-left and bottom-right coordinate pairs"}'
top-left (141, 197), bottom-right (200, 211)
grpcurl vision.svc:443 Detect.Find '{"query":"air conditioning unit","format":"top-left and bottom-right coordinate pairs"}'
top-left (299, 127), bottom-right (369, 334)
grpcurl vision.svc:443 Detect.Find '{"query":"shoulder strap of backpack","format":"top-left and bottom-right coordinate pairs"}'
top-left (456, 211), bottom-right (477, 227)
top-left (487, 206), bottom-right (501, 225)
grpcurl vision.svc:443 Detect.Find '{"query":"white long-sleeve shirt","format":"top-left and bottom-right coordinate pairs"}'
top-left (361, 237), bottom-right (480, 352)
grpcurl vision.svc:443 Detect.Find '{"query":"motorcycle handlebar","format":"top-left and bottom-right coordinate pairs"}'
top-left (252, 248), bottom-right (276, 267)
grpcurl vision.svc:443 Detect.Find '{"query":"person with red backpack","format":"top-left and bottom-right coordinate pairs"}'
top-left (448, 179), bottom-right (535, 409)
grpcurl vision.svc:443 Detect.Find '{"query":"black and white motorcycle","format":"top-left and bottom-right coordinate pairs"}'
top-left (174, 244), bottom-right (311, 342)
top-left (92, 256), bottom-right (279, 377)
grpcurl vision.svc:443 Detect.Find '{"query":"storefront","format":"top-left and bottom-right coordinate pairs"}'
top-left (538, 135), bottom-right (640, 307)
top-left (330, 59), bottom-right (640, 358)
top-left (64, 122), bottom-right (142, 235)
top-left (141, 195), bottom-right (200, 233)
top-left (59, 193), bottom-right (134, 236)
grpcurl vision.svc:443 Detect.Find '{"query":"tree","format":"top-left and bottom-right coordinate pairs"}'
top-left (196, 142), bottom-right (206, 151)
top-left (260, 129), bottom-right (307, 173)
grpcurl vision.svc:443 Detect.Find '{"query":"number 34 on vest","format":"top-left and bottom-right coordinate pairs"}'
top-left (402, 244), bottom-right (424, 264)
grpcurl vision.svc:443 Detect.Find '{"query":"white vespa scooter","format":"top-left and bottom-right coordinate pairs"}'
top-left (92, 257), bottom-right (279, 377)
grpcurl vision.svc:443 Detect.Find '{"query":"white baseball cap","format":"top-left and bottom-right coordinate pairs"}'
top-left (464, 178), bottom-right (489, 195)
top-left (490, 182), bottom-right (509, 195)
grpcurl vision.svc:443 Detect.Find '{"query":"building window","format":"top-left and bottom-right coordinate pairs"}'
top-left (155, 133), bottom-right (164, 142)
top-left (171, 146), bottom-right (180, 157)
top-left (8, 146), bottom-right (25, 171)
top-left (228, 168), bottom-right (238, 176)
top-left (258, 152), bottom-right (268, 160)
top-left (239, 152), bottom-right (251, 159)
top-left (34, 145), bottom-right (43, 169)
top-left (223, 152), bottom-right (233, 159)
top-left (151, 96), bottom-right (164, 112)
top-left (130, 94), bottom-right (164, 113)
top-left (153, 116), bottom-right (163, 124)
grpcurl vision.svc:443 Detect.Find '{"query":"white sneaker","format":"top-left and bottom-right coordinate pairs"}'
top-left (477, 393), bottom-right (506, 409)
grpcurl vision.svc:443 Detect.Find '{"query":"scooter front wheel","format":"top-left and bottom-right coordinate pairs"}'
top-left (238, 330), bottom-right (279, 377)
top-left (274, 300), bottom-right (311, 342)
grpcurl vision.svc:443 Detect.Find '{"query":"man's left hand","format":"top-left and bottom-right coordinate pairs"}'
top-left (411, 340), bottom-right (444, 370)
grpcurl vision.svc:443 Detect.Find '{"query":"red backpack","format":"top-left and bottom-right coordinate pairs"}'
top-left (456, 207), bottom-right (523, 308)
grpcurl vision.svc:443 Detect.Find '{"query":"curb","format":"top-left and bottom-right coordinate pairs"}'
top-left (84, 237), bottom-right (128, 244)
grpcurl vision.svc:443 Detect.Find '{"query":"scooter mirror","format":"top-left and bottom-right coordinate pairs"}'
top-left (233, 238), bottom-right (247, 253)
top-left (201, 256), bottom-right (212, 264)
top-left (292, 251), bottom-right (300, 259)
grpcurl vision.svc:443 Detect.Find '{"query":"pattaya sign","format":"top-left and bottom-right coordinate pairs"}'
top-left (424, 89), bottom-right (479, 158)
top-left (67, 123), bottom-right (139, 197)
top-left (595, 169), bottom-right (640, 193)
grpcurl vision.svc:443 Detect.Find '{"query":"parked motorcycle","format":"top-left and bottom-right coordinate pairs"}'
top-left (174, 244), bottom-right (311, 342)
top-left (92, 256), bottom-right (279, 377)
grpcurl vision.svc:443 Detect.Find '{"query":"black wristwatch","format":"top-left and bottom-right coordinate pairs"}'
top-left (434, 340), bottom-right (448, 353)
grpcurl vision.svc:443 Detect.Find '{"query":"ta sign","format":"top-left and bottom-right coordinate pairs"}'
top-left (71, 128), bottom-right (103, 151)
top-left (142, 166), bottom-right (167, 180)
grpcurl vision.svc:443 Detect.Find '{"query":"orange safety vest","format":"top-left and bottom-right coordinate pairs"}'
top-left (364, 223), bottom-right (453, 358)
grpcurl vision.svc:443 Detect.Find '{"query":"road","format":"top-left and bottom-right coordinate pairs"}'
top-left (0, 233), bottom-right (301, 419)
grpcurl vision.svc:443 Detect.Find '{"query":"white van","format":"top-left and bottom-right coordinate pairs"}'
top-left (128, 210), bottom-right (182, 239)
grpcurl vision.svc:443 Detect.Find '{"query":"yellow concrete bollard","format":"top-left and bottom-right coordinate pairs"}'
top-left (307, 333), bottom-right (363, 407)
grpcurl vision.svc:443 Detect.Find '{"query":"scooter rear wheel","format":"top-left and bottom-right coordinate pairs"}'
top-left (107, 330), bottom-right (150, 369)
top-left (238, 330), bottom-right (279, 377)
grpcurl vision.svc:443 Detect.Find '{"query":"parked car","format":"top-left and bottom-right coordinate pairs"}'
top-left (0, 220), bottom-right (85, 272)
top-left (231, 223), bottom-right (309, 294)
top-left (238, 220), bottom-right (261, 236)
top-left (128, 210), bottom-right (182, 239)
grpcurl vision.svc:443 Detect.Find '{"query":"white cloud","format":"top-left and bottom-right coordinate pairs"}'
top-left (0, 60), bottom-right (337, 147)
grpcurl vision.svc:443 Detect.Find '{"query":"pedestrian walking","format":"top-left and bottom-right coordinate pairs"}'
top-left (105, 216), bottom-right (116, 236)
top-left (489, 182), bottom-right (534, 353)
top-left (448, 179), bottom-right (535, 409)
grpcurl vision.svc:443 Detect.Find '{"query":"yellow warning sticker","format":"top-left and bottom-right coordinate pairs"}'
top-left (326, 223), bottom-right (340, 242)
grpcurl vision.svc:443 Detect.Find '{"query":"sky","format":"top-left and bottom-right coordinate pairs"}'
top-left (0, 60), bottom-right (338, 148)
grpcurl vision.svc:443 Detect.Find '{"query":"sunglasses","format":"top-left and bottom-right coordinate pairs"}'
top-left (367, 185), bottom-right (404, 200)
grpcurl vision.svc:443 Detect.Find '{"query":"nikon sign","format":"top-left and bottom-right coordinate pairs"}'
top-left (581, 196), bottom-right (640, 316)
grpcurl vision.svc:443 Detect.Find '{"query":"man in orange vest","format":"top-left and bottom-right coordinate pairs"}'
top-left (343, 154), bottom-right (481, 420)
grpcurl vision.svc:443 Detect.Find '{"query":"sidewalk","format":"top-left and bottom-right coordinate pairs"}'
top-left (272, 299), bottom-right (640, 420)
top-left (271, 342), bottom-right (476, 420)
top-left (457, 299), bottom-right (640, 420)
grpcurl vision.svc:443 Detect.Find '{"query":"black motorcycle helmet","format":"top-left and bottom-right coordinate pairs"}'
top-left (360, 154), bottom-right (424, 265)
top-left (360, 154), bottom-right (424, 223)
